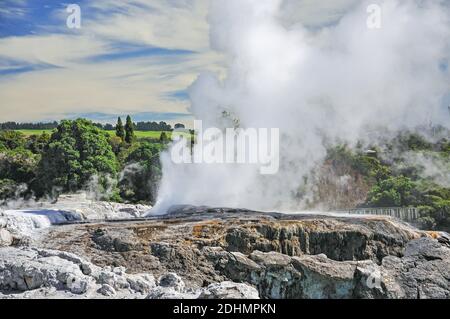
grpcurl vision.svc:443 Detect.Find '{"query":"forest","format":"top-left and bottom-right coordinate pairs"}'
top-left (0, 119), bottom-right (448, 231)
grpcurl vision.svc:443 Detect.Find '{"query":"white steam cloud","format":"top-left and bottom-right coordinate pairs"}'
top-left (153, 0), bottom-right (450, 213)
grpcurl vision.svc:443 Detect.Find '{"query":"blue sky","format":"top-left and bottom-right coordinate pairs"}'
top-left (0, 0), bottom-right (370, 125)
top-left (0, 0), bottom-right (224, 125)
top-left (8, 0), bottom-right (444, 126)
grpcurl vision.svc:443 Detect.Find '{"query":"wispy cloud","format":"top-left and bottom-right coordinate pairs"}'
top-left (0, 0), bottom-right (369, 123)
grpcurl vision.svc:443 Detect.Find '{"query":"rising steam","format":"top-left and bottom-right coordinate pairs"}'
top-left (153, 0), bottom-right (450, 213)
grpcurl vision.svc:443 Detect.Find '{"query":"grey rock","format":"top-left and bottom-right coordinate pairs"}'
top-left (219, 251), bottom-right (261, 282)
top-left (0, 229), bottom-right (13, 247)
top-left (223, 218), bottom-right (416, 262)
top-left (158, 273), bottom-right (185, 292)
top-left (98, 284), bottom-right (116, 297)
top-left (291, 254), bottom-right (357, 299)
top-left (146, 287), bottom-right (197, 299)
top-left (92, 228), bottom-right (141, 252)
top-left (2, 203), bottom-right (449, 299)
top-left (0, 217), bottom-right (7, 228)
top-left (126, 274), bottom-right (156, 294)
top-left (65, 274), bottom-right (90, 294)
top-left (0, 247), bottom-right (90, 293)
top-left (212, 238), bottom-right (450, 299)
top-left (199, 281), bottom-right (259, 299)
top-left (95, 271), bottom-right (130, 290)
top-left (37, 249), bottom-right (95, 275)
top-left (379, 238), bottom-right (450, 299)
top-left (248, 251), bottom-right (303, 299)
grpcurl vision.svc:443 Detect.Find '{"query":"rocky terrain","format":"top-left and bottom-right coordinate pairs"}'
top-left (1, 200), bottom-right (449, 299)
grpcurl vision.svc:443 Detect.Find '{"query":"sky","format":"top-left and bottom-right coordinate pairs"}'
top-left (0, 0), bottom-right (397, 125)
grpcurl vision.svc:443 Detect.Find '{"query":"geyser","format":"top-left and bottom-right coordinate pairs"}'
top-left (152, 0), bottom-right (450, 214)
top-left (170, 120), bottom-right (280, 175)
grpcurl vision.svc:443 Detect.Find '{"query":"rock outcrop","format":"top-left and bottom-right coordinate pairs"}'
top-left (0, 193), bottom-right (151, 243)
top-left (212, 237), bottom-right (450, 298)
top-left (199, 281), bottom-right (260, 299)
top-left (0, 205), bottom-right (449, 299)
top-left (0, 228), bottom-right (13, 247)
top-left (0, 246), bottom-right (259, 299)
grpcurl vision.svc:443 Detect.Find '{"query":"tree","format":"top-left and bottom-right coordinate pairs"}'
top-left (104, 123), bottom-right (114, 131)
top-left (26, 131), bottom-right (50, 154)
top-left (0, 148), bottom-right (38, 183)
top-left (0, 130), bottom-right (26, 149)
top-left (367, 176), bottom-right (414, 207)
top-left (159, 131), bottom-right (169, 144)
top-left (35, 119), bottom-right (118, 197)
top-left (115, 117), bottom-right (125, 142)
top-left (108, 136), bottom-right (124, 155)
top-left (124, 115), bottom-right (135, 144)
top-left (119, 142), bottom-right (162, 203)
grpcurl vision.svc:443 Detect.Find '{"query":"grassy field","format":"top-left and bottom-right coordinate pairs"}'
top-left (14, 129), bottom-right (177, 139)
top-left (103, 130), bottom-right (174, 139)
top-left (15, 129), bottom-right (55, 136)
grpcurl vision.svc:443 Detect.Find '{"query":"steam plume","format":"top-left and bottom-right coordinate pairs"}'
top-left (153, 0), bottom-right (450, 213)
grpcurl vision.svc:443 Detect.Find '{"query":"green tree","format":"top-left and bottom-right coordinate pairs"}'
top-left (119, 142), bottom-right (162, 203)
top-left (26, 131), bottom-right (50, 154)
top-left (367, 176), bottom-right (414, 207)
top-left (159, 131), bottom-right (169, 144)
top-left (115, 117), bottom-right (125, 142)
top-left (108, 135), bottom-right (125, 155)
top-left (0, 179), bottom-right (26, 202)
top-left (124, 115), bottom-right (135, 144)
top-left (0, 148), bottom-right (38, 183)
top-left (35, 119), bottom-right (118, 197)
top-left (0, 130), bottom-right (26, 149)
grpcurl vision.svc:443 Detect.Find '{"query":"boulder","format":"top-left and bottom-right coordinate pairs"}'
top-left (95, 270), bottom-right (130, 290)
top-left (158, 273), bottom-right (185, 292)
top-left (126, 274), bottom-right (156, 294)
top-left (380, 238), bottom-right (450, 299)
top-left (248, 251), bottom-right (303, 299)
top-left (0, 216), bottom-right (7, 228)
top-left (0, 229), bottom-right (13, 247)
top-left (291, 254), bottom-right (358, 299)
top-left (146, 287), bottom-right (197, 299)
top-left (37, 249), bottom-right (95, 275)
top-left (0, 247), bottom-right (91, 294)
top-left (98, 284), bottom-right (116, 297)
top-left (199, 281), bottom-right (259, 299)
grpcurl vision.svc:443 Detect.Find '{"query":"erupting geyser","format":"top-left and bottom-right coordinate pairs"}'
top-left (152, 0), bottom-right (450, 214)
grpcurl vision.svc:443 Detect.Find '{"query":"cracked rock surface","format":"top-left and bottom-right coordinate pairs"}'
top-left (0, 205), bottom-right (449, 298)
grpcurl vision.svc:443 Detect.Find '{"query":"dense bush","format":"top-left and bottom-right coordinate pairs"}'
top-left (367, 176), bottom-right (414, 207)
top-left (0, 148), bottom-right (38, 183)
top-left (0, 179), bottom-right (26, 201)
top-left (325, 145), bottom-right (390, 183)
top-left (118, 142), bottom-right (163, 203)
top-left (34, 119), bottom-right (119, 197)
top-left (0, 130), bottom-right (26, 150)
top-left (323, 132), bottom-right (449, 231)
top-left (26, 132), bottom-right (50, 154)
top-left (0, 123), bottom-right (447, 230)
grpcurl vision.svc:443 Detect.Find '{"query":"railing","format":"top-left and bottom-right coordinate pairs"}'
top-left (336, 207), bottom-right (419, 222)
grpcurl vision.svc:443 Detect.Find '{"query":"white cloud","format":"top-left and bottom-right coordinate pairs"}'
top-left (155, 0), bottom-right (450, 212)
top-left (0, 0), bottom-right (391, 122)
top-left (0, 34), bottom-right (109, 66)
top-left (82, 0), bottom-right (211, 51)
top-left (279, 0), bottom-right (361, 27)
top-left (0, 0), bottom-right (224, 122)
top-left (0, 51), bottom-right (223, 122)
